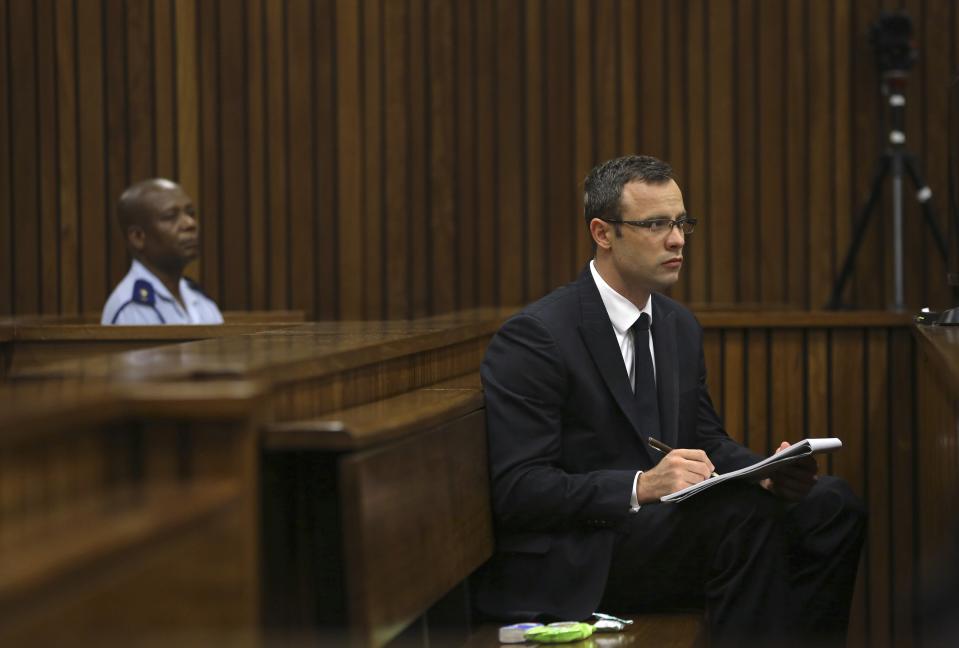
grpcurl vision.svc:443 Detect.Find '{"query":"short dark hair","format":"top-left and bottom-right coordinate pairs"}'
top-left (583, 155), bottom-right (673, 226)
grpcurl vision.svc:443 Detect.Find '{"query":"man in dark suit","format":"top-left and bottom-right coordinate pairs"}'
top-left (474, 155), bottom-right (866, 647)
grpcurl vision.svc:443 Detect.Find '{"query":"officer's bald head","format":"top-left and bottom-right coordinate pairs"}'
top-left (117, 178), bottom-right (184, 231)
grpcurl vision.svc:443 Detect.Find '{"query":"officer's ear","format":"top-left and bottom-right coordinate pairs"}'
top-left (127, 225), bottom-right (146, 252)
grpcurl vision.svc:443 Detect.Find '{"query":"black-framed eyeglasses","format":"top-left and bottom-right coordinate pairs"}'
top-left (600, 216), bottom-right (697, 235)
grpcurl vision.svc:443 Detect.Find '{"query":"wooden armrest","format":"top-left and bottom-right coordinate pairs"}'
top-left (264, 374), bottom-right (484, 450)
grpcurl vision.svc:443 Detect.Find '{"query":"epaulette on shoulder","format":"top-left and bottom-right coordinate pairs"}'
top-left (132, 279), bottom-right (156, 306)
top-left (184, 277), bottom-right (211, 299)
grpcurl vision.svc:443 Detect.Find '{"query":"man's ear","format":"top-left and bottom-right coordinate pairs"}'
top-left (127, 226), bottom-right (146, 252)
top-left (589, 218), bottom-right (613, 250)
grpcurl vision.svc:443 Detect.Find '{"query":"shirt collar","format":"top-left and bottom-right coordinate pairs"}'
top-left (130, 259), bottom-right (197, 306)
top-left (589, 259), bottom-right (653, 335)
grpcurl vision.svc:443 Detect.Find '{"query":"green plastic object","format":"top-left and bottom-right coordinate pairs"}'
top-left (524, 622), bottom-right (595, 643)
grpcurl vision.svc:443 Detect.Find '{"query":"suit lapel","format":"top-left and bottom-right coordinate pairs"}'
top-left (652, 295), bottom-right (679, 448)
top-left (575, 268), bottom-right (654, 462)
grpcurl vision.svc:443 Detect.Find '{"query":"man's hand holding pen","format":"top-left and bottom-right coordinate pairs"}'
top-left (635, 438), bottom-right (716, 504)
top-left (760, 440), bottom-right (819, 501)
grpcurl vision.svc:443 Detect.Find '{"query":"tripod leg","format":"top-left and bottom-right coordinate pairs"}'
top-left (827, 154), bottom-right (892, 309)
top-left (903, 154), bottom-right (949, 261)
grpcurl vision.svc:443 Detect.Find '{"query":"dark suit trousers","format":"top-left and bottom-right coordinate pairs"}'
top-left (600, 476), bottom-right (866, 648)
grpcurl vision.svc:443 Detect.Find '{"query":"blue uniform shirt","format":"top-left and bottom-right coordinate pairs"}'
top-left (101, 259), bottom-right (224, 325)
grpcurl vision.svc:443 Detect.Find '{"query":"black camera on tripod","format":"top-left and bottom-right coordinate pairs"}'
top-left (870, 11), bottom-right (918, 77)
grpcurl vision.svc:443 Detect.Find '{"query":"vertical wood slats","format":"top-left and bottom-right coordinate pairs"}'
top-left (701, 321), bottom-right (918, 648)
top-left (3, 0), bottom-right (959, 319)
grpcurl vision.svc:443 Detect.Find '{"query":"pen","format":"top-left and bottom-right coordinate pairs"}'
top-left (647, 437), bottom-right (720, 478)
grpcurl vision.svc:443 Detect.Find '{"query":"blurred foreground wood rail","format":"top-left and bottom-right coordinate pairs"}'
top-left (0, 310), bottom-right (304, 378)
top-left (0, 309), bottom-right (510, 646)
top-left (0, 380), bottom-right (265, 647)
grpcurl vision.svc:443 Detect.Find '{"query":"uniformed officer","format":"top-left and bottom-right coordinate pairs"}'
top-left (101, 178), bottom-right (223, 325)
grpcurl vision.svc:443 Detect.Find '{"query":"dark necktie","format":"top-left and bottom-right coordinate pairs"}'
top-left (632, 313), bottom-right (661, 440)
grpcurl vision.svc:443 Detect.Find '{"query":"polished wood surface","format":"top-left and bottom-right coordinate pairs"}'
top-left (265, 374), bottom-right (483, 450)
top-left (4, 1), bottom-right (959, 319)
top-left (463, 613), bottom-right (705, 648)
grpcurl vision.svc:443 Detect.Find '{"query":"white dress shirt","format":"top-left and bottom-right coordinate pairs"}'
top-left (589, 260), bottom-right (655, 510)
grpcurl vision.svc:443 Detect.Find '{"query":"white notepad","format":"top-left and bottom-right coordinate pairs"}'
top-left (661, 437), bottom-right (843, 503)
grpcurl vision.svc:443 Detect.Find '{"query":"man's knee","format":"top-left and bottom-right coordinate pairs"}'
top-left (792, 475), bottom-right (867, 549)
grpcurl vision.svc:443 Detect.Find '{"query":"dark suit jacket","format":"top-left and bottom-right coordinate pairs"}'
top-left (474, 267), bottom-right (762, 621)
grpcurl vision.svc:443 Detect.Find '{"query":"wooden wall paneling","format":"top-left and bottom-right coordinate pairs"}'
top-left (637, 0), bottom-right (665, 159)
top-left (922, 0), bottom-right (952, 311)
top-left (264, 0), bottom-right (288, 310)
top-left (807, 0), bottom-right (833, 309)
top-left (454, 0), bottom-right (476, 309)
top-left (36, 0), bottom-right (58, 314)
top-left (664, 0), bottom-right (687, 303)
top-left (0, 0), bottom-right (9, 315)
top-left (593, 0), bottom-right (618, 164)
top-left (523, 0), bottom-right (545, 302)
top-left (197, 0), bottom-right (220, 297)
top-left (706, 0), bottom-right (734, 305)
top-left (902, 0), bottom-right (925, 309)
top-left (889, 328), bottom-right (916, 647)
top-left (784, 0), bottom-right (807, 308)
top-left (174, 0), bottom-right (200, 252)
top-left (618, 0), bottom-right (636, 156)
top-left (126, 0), bottom-right (154, 182)
top-left (286, 0), bottom-right (315, 318)
top-left (684, 0), bottom-right (706, 305)
top-left (408, 0), bottom-right (428, 318)
top-left (104, 0), bottom-right (129, 288)
top-left (850, 0), bottom-right (884, 309)
top-left (721, 329), bottom-right (745, 445)
top-left (757, 0), bottom-right (785, 305)
top-left (76, 0), bottom-right (107, 314)
top-left (496, 0), bottom-right (524, 308)
top-left (9, 0), bottom-right (39, 315)
top-left (866, 327), bottom-right (892, 648)
top-left (362, 0), bottom-right (384, 318)
top-left (318, 0), bottom-right (339, 320)
top-left (831, 0), bottom-right (852, 312)
top-left (805, 329), bottom-right (829, 473)
top-left (745, 328), bottom-right (770, 455)
top-left (830, 329), bottom-right (865, 493)
top-left (246, 0), bottom-right (266, 311)
top-left (831, 328), bottom-right (867, 646)
top-left (770, 329), bottom-right (804, 443)
top-left (383, 0), bottom-right (409, 318)
top-left (544, 0), bottom-right (573, 291)
top-left (337, 0), bottom-right (364, 319)
top-left (218, 0), bottom-right (249, 311)
top-left (474, 0), bottom-right (496, 307)
top-left (736, 0), bottom-right (758, 304)
top-left (55, 0), bottom-right (78, 315)
top-left (702, 329), bottom-right (721, 427)
top-left (572, 0), bottom-right (592, 268)
top-left (153, 0), bottom-right (175, 178)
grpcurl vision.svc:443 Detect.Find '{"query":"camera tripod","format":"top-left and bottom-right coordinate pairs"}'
top-left (827, 80), bottom-right (948, 310)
